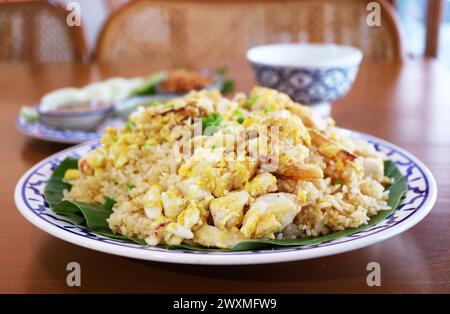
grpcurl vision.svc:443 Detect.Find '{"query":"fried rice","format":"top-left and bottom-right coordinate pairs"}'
top-left (64, 87), bottom-right (391, 249)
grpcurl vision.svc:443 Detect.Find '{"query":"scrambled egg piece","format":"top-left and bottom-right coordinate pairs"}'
top-left (143, 185), bottom-right (163, 219)
top-left (64, 169), bottom-right (80, 181)
top-left (245, 172), bottom-right (277, 197)
top-left (161, 189), bottom-right (187, 218)
top-left (177, 201), bottom-right (203, 233)
top-left (241, 193), bottom-right (300, 239)
top-left (166, 222), bottom-right (194, 240)
top-left (193, 225), bottom-right (244, 248)
top-left (209, 191), bottom-right (249, 229)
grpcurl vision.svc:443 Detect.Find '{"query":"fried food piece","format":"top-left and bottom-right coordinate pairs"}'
top-left (160, 69), bottom-right (212, 93)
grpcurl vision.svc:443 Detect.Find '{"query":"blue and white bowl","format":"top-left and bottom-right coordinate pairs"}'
top-left (247, 43), bottom-right (363, 111)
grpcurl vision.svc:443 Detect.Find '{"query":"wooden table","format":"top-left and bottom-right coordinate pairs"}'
top-left (0, 60), bottom-right (449, 293)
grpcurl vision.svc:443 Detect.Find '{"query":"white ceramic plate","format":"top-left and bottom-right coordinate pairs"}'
top-left (14, 130), bottom-right (437, 265)
top-left (16, 115), bottom-right (124, 144)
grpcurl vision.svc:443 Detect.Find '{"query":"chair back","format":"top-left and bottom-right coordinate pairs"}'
top-left (96, 0), bottom-right (403, 63)
top-left (0, 1), bottom-right (86, 62)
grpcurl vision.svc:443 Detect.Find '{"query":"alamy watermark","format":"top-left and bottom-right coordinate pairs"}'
top-left (64, 1), bottom-right (379, 28)
top-left (367, 2), bottom-right (381, 27)
top-left (366, 262), bottom-right (381, 286)
top-left (66, 262), bottom-right (81, 287)
top-left (66, 2), bottom-right (81, 27)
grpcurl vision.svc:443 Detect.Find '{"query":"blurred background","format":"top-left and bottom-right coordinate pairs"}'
top-left (1, 1), bottom-right (450, 295)
top-left (0, 0), bottom-right (449, 67)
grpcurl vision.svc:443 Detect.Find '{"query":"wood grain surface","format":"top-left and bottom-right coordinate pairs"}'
top-left (0, 60), bottom-right (448, 293)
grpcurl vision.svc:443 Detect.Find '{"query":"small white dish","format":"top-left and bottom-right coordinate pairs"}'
top-left (14, 130), bottom-right (437, 265)
top-left (38, 100), bottom-right (113, 131)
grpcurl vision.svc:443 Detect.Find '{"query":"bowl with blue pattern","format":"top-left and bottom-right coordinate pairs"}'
top-left (247, 43), bottom-right (363, 113)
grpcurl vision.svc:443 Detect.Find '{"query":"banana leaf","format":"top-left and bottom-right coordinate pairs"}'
top-left (44, 157), bottom-right (406, 251)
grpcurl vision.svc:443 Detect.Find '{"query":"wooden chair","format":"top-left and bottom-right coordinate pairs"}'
top-left (0, 1), bottom-right (87, 62)
top-left (96, 0), bottom-right (403, 64)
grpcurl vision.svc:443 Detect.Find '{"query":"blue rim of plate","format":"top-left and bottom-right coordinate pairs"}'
top-left (16, 116), bottom-right (102, 144)
top-left (14, 129), bottom-right (437, 264)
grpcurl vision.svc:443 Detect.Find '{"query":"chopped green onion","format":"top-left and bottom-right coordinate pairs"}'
top-left (20, 106), bottom-right (39, 123)
top-left (149, 101), bottom-right (163, 107)
top-left (129, 71), bottom-right (168, 97)
top-left (210, 144), bottom-right (218, 150)
top-left (232, 108), bottom-right (245, 124)
top-left (232, 108), bottom-right (242, 116)
top-left (202, 112), bottom-right (223, 135)
top-left (244, 96), bottom-right (259, 110)
top-left (263, 107), bottom-right (270, 113)
top-left (124, 121), bottom-right (133, 132)
top-left (127, 183), bottom-right (135, 190)
top-left (221, 80), bottom-right (235, 95)
top-left (167, 103), bottom-right (175, 109)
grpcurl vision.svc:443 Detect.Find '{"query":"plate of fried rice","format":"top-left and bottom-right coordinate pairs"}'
top-left (15, 87), bottom-right (437, 265)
